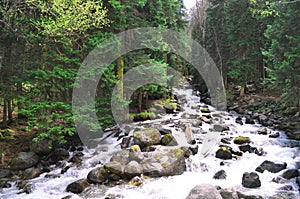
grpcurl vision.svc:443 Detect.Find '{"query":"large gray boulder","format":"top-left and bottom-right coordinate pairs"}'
top-left (66, 179), bottom-right (90, 194)
top-left (185, 184), bottom-right (222, 199)
top-left (87, 166), bottom-right (109, 184)
top-left (255, 160), bottom-right (287, 173)
top-left (30, 139), bottom-right (52, 155)
top-left (141, 147), bottom-right (186, 177)
top-left (10, 152), bottom-right (39, 170)
top-left (133, 128), bottom-right (161, 148)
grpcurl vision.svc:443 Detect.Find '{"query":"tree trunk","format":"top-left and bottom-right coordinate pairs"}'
top-left (2, 99), bottom-right (7, 128)
top-left (8, 99), bottom-right (12, 123)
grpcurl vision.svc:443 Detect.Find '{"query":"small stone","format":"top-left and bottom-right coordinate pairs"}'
top-left (213, 170), bottom-right (226, 180)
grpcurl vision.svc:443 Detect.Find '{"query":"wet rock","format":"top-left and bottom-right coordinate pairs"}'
top-left (281, 169), bottom-right (299, 179)
top-left (219, 188), bottom-right (238, 199)
top-left (104, 162), bottom-right (123, 176)
top-left (213, 170), bottom-right (226, 180)
top-left (233, 136), bottom-right (251, 145)
top-left (48, 148), bottom-right (69, 163)
top-left (269, 132), bottom-right (280, 138)
top-left (121, 137), bottom-right (132, 149)
top-left (128, 145), bottom-right (144, 162)
top-left (30, 139), bottom-right (52, 155)
top-left (239, 144), bottom-right (251, 153)
top-left (141, 147), bottom-right (186, 177)
top-left (258, 114), bottom-right (268, 125)
top-left (45, 174), bottom-right (61, 178)
top-left (87, 166), bottom-right (109, 184)
top-left (213, 124), bottom-right (229, 132)
top-left (66, 179), bottom-right (90, 194)
top-left (129, 176), bottom-right (143, 186)
top-left (10, 152), bottom-right (39, 171)
top-left (255, 160), bottom-right (287, 173)
top-left (257, 128), bottom-right (268, 135)
top-left (1, 182), bottom-right (12, 188)
top-left (159, 128), bottom-right (172, 135)
top-left (61, 165), bottom-right (71, 174)
top-left (109, 150), bottom-right (130, 165)
top-left (215, 147), bottom-right (232, 160)
top-left (123, 161), bottom-right (142, 179)
top-left (0, 169), bottom-right (12, 178)
top-left (201, 107), bottom-right (210, 113)
top-left (279, 185), bottom-right (293, 191)
top-left (185, 184), bottom-right (222, 199)
top-left (188, 145), bottom-right (199, 156)
top-left (161, 134), bottom-right (178, 146)
top-left (133, 128), bottom-right (161, 148)
top-left (242, 172), bottom-right (261, 188)
top-left (245, 117), bottom-right (255, 124)
top-left (237, 192), bottom-right (263, 199)
top-left (61, 195), bottom-right (81, 199)
top-left (22, 167), bottom-right (43, 180)
top-left (235, 117), bottom-right (243, 125)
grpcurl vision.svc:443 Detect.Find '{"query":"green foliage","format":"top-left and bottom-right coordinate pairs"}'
top-left (19, 101), bottom-right (75, 144)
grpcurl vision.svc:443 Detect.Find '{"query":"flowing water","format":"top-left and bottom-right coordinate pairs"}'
top-left (1, 83), bottom-right (300, 199)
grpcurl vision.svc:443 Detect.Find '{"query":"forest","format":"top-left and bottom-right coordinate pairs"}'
top-left (0, 0), bottom-right (300, 198)
top-left (0, 0), bottom-right (299, 144)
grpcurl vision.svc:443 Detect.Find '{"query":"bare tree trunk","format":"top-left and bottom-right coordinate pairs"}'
top-left (8, 99), bottom-right (12, 123)
top-left (2, 99), bottom-right (7, 128)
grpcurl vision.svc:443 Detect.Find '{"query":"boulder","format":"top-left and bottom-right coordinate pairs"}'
top-left (185, 184), bottom-right (222, 199)
top-left (255, 160), bottom-right (287, 173)
top-left (128, 145), bottom-right (144, 162)
top-left (66, 179), bottom-right (90, 194)
top-left (242, 172), bottom-right (261, 188)
top-left (22, 167), bottom-right (43, 180)
top-left (10, 152), bottom-right (39, 170)
top-left (141, 147), bottom-right (186, 177)
top-left (200, 107), bottom-right (210, 113)
top-left (269, 132), bottom-right (280, 138)
top-left (213, 170), bottom-right (226, 180)
top-left (133, 128), bottom-right (161, 148)
top-left (215, 147), bottom-right (232, 160)
top-left (239, 144), bottom-right (251, 153)
top-left (213, 124), bottom-right (229, 132)
top-left (123, 161), bottom-right (142, 179)
top-left (257, 128), bottom-right (268, 135)
top-left (282, 169), bottom-right (299, 179)
top-left (235, 117), bottom-right (243, 125)
top-left (49, 148), bottom-right (69, 163)
top-left (87, 167), bottom-right (109, 184)
top-left (104, 162), bottom-right (123, 176)
top-left (219, 188), bottom-right (238, 199)
top-left (233, 136), bottom-right (251, 145)
top-left (161, 134), bottom-right (178, 146)
top-left (245, 117), bottom-right (255, 124)
top-left (109, 150), bottom-right (130, 165)
top-left (30, 139), bottom-right (52, 155)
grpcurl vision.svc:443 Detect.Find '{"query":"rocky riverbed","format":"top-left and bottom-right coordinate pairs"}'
top-left (0, 82), bottom-right (300, 199)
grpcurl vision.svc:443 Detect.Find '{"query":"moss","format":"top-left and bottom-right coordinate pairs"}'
top-left (161, 162), bottom-right (168, 168)
top-left (130, 145), bottom-right (140, 152)
top-left (233, 136), bottom-right (251, 144)
top-left (175, 148), bottom-right (183, 158)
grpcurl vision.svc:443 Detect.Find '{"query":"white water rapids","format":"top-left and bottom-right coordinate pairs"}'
top-left (1, 83), bottom-right (300, 199)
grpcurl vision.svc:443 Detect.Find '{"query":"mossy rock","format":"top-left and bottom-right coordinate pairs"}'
top-left (200, 107), bottom-right (210, 113)
top-left (233, 136), bottom-right (251, 145)
top-left (161, 134), bottom-right (178, 146)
